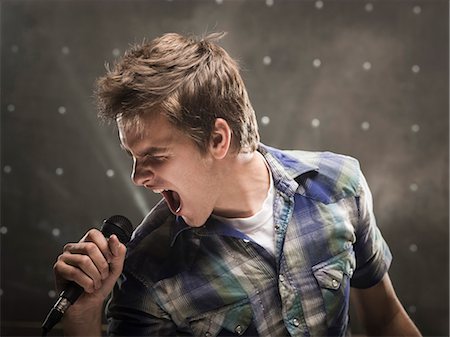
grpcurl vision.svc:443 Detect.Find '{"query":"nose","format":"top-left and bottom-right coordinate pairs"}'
top-left (131, 158), bottom-right (154, 186)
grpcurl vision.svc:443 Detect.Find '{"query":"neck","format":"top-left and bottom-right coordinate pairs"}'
top-left (213, 150), bottom-right (270, 218)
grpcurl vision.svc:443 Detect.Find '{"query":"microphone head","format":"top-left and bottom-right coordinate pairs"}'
top-left (101, 215), bottom-right (133, 244)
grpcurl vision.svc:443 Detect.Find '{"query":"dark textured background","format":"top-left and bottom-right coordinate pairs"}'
top-left (1, 0), bottom-right (448, 336)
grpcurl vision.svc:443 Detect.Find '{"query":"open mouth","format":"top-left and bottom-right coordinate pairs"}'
top-left (161, 190), bottom-right (182, 214)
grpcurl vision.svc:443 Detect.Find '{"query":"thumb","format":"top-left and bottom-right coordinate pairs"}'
top-left (107, 234), bottom-right (127, 277)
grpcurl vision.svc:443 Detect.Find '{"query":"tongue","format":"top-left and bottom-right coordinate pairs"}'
top-left (162, 190), bottom-right (181, 214)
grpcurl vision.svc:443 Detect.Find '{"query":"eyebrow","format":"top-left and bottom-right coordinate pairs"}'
top-left (120, 144), bottom-right (169, 158)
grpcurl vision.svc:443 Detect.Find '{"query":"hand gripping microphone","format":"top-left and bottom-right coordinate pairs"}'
top-left (41, 215), bottom-right (133, 335)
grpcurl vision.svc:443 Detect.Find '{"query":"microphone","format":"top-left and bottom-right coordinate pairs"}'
top-left (41, 215), bottom-right (133, 335)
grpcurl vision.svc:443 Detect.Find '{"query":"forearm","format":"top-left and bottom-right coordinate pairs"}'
top-left (351, 274), bottom-right (422, 337)
top-left (63, 304), bottom-right (103, 337)
top-left (368, 303), bottom-right (421, 337)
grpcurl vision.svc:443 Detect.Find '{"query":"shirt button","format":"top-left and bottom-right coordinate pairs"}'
top-left (292, 318), bottom-right (300, 327)
top-left (279, 274), bottom-right (285, 282)
top-left (332, 279), bottom-right (339, 289)
top-left (235, 325), bottom-right (243, 335)
top-left (348, 268), bottom-right (354, 277)
top-left (274, 224), bottom-right (280, 231)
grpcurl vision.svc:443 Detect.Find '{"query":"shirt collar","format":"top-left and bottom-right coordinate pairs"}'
top-left (258, 143), bottom-right (319, 198)
top-left (170, 143), bottom-right (319, 245)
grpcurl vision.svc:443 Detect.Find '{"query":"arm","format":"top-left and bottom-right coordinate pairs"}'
top-left (351, 273), bottom-right (421, 336)
top-left (53, 229), bottom-right (126, 336)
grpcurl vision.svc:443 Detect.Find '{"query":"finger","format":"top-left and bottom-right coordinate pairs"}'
top-left (81, 229), bottom-right (114, 262)
top-left (107, 235), bottom-right (127, 277)
top-left (58, 253), bottom-right (104, 289)
top-left (63, 242), bottom-right (110, 280)
top-left (54, 259), bottom-right (96, 293)
top-left (108, 234), bottom-right (121, 257)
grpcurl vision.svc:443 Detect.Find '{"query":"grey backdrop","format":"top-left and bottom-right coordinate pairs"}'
top-left (1, 0), bottom-right (448, 336)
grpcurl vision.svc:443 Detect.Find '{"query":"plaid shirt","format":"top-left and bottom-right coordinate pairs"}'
top-left (106, 144), bottom-right (392, 336)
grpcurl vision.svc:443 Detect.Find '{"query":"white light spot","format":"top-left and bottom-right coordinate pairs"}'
top-left (61, 46), bottom-right (70, 55)
top-left (261, 116), bottom-right (270, 125)
top-left (58, 106), bottom-right (67, 114)
top-left (3, 165), bottom-right (12, 174)
top-left (7, 104), bottom-right (15, 112)
top-left (313, 58), bottom-right (322, 68)
top-left (409, 183), bottom-right (418, 192)
top-left (263, 56), bottom-right (272, 66)
top-left (0, 289), bottom-right (3, 296)
top-left (363, 61), bottom-right (372, 70)
top-left (266, 0), bottom-right (274, 6)
top-left (412, 5), bottom-right (421, 14)
top-left (411, 124), bottom-right (420, 133)
top-left (48, 290), bottom-right (57, 298)
top-left (52, 228), bottom-right (61, 237)
top-left (55, 168), bottom-right (64, 176)
top-left (0, 227), bottom-right (8, 235)
top-left (106, 169), bottom-right (115, 178)
top-left (412, 65), bottom-right (420, 73)
top-left (11, 45), bottom-right (19, 53)
top-left (311, 118), bottom-right (320, 128)
top-left (215, 0), bottom-right (223, 4)
top-left (408, 305), bottom-right (417, 314)
top-left (365, 3), bottom-right (374, 12)
top-left (315, 0), bottom-right (324, 9)
top-left (361, 121), bottom-right (370, 130)
top-left (409, 244), bottom-right (418, 252)
top-left (112, 48), bottom-right (121, 57)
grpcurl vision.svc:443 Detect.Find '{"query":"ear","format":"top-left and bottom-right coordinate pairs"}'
top-left (209, 118), bottom-right (232, 160)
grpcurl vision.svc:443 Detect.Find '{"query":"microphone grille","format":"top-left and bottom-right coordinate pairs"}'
top-left (101, 215), bottom-right (133, 244)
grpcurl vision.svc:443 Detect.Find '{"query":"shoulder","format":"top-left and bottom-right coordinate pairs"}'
top-left (264, 145), bottom-right (363, 203)
top-left (292, 150), bottom-right (362, 203)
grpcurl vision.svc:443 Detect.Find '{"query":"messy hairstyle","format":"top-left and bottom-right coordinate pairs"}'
top-left (95, 32), bottom-right (259, 153)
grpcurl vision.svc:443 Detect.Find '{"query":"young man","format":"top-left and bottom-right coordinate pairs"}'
top-left (54, 33), bottom-right (421, 336)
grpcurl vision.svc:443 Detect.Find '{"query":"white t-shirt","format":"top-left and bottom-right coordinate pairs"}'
top-left (212, 154), bottom-right (275, 255)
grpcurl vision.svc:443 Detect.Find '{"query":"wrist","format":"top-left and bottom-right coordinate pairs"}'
top-left (63, 302), bottom-right (104, 336)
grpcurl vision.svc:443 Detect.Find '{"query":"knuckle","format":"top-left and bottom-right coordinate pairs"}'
top-left (85, 242), bottom-right (97, 254)
top-left (84, 228), bottom-right (100, 241)
top-left (65, 268), bottom-right (76, 280)
top-left (79, 255), bottom-right (91, 267)
top-left (63, 243), bottom-right (73, 252)
top-left (100, 262), bottom-right (110, 275)
top-left (53, 261), bottom-right (62, 273)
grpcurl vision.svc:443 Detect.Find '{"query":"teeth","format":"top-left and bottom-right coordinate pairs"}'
top-left (152, 189), bottom-right (164, 193)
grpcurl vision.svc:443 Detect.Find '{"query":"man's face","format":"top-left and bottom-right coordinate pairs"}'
top-left (118, 113), bottom-right (219, 227)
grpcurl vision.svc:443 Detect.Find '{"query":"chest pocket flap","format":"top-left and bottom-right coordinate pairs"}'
top-left (312, 249), bottom-right (355, 290)
top-left (189, 300), bottom-right (253, 336)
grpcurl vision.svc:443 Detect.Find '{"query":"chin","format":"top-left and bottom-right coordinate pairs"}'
top-left (182, 215), bottom-right (208, 228)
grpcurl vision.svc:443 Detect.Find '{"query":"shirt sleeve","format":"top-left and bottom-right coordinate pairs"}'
top-left (106, 270), bottom-right (181, 336)
top-left (350, 169), bottom-right (392, 289)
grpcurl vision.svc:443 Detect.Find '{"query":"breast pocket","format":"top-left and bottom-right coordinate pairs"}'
top-left (188, 299), bottom-right (253, 337)
top-left (312, 249), bottom-right (355, 330)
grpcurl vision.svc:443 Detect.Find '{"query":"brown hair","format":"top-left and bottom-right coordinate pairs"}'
top-left (95, 32), bottom-right (259, 153)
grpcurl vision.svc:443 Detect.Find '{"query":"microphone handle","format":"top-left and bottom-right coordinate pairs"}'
top-left (41, 273), bottom-right (91, 335)
top-left (41, 283), bottom-right (83, 332)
